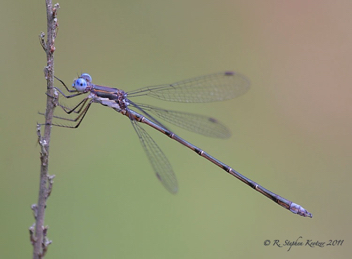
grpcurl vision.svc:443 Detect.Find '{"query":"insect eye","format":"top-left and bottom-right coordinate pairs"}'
top-left (73, 78), bottom-right (88, 92)
top-left (81, 73), bottom-right (92, 83)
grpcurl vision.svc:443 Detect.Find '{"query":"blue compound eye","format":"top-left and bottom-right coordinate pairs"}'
top-left (73, 78), bottom-right (88, 92)
top-left (81, 73), bottom-right (92, 83)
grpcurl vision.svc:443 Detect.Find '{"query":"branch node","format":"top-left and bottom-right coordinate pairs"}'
top-left (31, 204), bottom-right (38, 219)
top-left (29, 224), bottom-right (36, 245)
top-left (50, 87), bottom-right (60, 107)
top-left (41, 225), bottom-right (52, 257)
top-left (53, 3), bottom-right (60, 17)
top-left (39, 32), bottom-right (47, 51)
top-left (36, 127), bottom-right (49, 157)
top-left (46, 174), bottom-right (56, 198)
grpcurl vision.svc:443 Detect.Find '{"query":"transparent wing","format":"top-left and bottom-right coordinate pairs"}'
top-left (133, 103), bottom-right (231, 139)
top-left (130, 117), bottom-right (178, 194)
top-left (127, 71), bottom-right (250, 103)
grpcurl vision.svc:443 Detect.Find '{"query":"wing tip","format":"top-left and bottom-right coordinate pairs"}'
top-left (224, 71), bottom-right (235, 76)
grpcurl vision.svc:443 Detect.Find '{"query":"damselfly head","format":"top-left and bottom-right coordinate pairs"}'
top-left (72, 73), bottom-right (92, 92)
top-left (72, 77), bottom-right (88, 92)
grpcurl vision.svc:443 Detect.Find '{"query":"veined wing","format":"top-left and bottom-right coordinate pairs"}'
top-left (130, 117), bottom-right (178, 194)
top-left (127, 72), bottom-right (250, 103)
top-left (133, 103), bottom-right (231, 139)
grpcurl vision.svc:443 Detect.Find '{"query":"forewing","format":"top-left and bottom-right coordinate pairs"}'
top-left (127, 72), bottom-right (250, 103)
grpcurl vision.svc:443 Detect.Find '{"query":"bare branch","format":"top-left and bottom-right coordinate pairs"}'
top-left (31, 1), bottom-right (60, 258)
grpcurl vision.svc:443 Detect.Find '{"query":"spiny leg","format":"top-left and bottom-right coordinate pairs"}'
top-left (56, 97), bottom-right (89, 114)
top-left (45, 101), bottom-right (92, 129)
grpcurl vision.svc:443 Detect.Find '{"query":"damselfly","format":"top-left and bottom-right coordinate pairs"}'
top-left (47, 72), bottom-right (312, 218)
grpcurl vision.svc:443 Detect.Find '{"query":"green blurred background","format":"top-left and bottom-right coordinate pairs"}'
top-left (1, 0), bottom-right (351, 258)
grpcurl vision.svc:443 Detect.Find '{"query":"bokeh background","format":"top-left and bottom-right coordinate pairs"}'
top-left (1, 0), bottom-right (351, 258)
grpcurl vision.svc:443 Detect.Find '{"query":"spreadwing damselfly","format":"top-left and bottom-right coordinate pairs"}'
top-left (45, 72), bottom-right (312, 218)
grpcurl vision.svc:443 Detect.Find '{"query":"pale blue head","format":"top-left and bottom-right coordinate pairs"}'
top-left (72, 73), bottom-right (92, 92)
